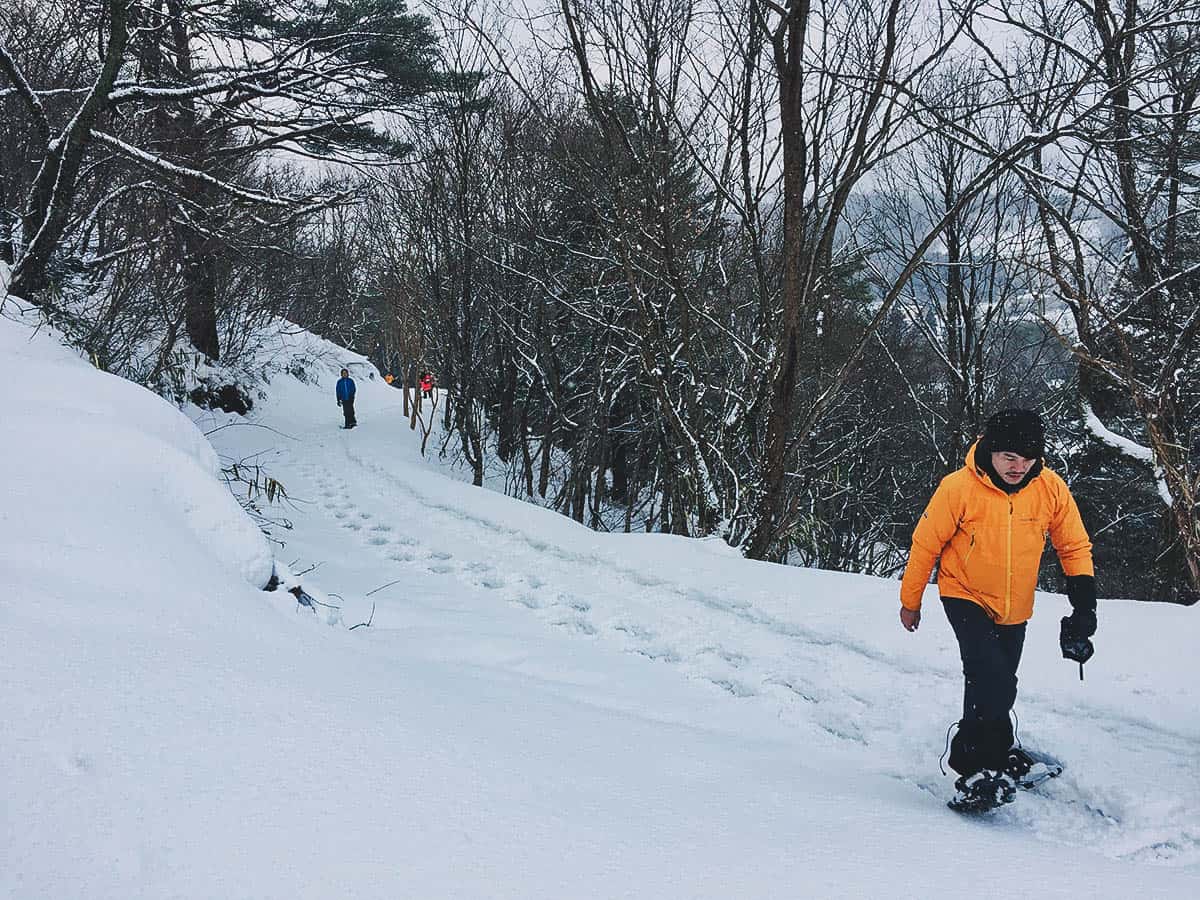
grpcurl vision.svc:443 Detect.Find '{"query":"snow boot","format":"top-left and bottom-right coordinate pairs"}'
top-left (948, 769), bottom-right (1017, 813)
top-left (1004, 747), bottom-right (1064, 789)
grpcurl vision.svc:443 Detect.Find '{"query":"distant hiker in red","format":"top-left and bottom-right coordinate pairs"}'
top-left (336, 368), bottom-right (357, 429)
top-left (420, 372), bottom-right (435, 400)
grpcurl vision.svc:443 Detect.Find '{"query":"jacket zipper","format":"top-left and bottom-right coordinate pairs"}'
top-left (1005, 498), bottom-right (1014, 621)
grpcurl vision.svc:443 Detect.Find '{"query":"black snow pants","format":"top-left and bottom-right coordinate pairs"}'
top-left (942, 597), bottom-right (1027, 777)
top-left (342, 397), bottom-right (357, 428)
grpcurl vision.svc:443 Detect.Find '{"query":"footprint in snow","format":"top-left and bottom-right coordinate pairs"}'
top-left (633, 646), bottom-right (682, 664)
top-left (553, 618), bottom-right (598, 636)
top-left (709, 677), bottom-right (756, 698)
top-left (555, 593), bottom-right (590, 612)
top-left (629, 571), bottom-right (666, 588)
top-left (701, 646), bottom-right (749, 669)
top-left (613, 622), bottom-right (655, 643)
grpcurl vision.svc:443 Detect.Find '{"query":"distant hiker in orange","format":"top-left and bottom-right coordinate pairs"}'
top-left (899, 408), bottom-right (1096, 811)
top-left (384, 373), bottom-right (395, 385)
top-left (419, 372), bottom-right (435, 400)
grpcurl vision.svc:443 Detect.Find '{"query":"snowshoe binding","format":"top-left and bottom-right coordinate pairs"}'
top-left (947, 769), bottom-right (1017, 813)
top-left (1004, 747), bottom-right (1064, 790)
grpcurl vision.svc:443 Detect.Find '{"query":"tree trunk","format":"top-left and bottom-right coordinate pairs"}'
top-left (166, 0), bottom-right (221, 360)
top-left (520, 406), bottom-right (535, 496)
top-left (497, 351), bottom-right (518, 462)
top-left (746, 18), bottom-right (807, 559)
top-left (538, 434), bottom-right (552, 499)
top-left (8, 0), bottom-right (130, 300)
top-left (181, 225), bottom-right (220, 360)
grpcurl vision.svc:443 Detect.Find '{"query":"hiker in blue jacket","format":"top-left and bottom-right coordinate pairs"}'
top-left (336, 368), bottom-right (357, 429)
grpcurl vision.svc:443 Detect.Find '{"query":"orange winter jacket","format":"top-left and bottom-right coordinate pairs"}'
top-left (900, 443), bottom-right (1093, 625)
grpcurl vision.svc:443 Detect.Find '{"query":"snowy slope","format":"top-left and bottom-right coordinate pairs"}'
top-left (3, 306), bottom-right (1199, 899)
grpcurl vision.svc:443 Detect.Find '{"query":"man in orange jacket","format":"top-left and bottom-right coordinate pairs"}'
top-left (899, 408), bottom-right (1097, 810)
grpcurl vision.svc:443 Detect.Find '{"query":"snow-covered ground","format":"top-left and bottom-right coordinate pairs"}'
top-left (3, 301), bottom-right (1199, 899)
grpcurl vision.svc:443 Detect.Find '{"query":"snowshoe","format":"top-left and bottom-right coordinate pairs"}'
top-left (1004, 747), bottom-right (1064, 790)
top-left (947, 769), bottom-right (1017, 813)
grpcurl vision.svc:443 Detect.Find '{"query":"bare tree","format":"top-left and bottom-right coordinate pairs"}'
top-left (1, 0), bottom-right (440, 359)
top-left (974, 0), bottom-right (1200, 600)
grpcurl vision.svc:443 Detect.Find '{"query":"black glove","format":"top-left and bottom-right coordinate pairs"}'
top-left (1064, 575), bottom-right (1097, 635)
top-left (1065, 606), bottom-right (1096, 637)
top-left (1060, 614), bottom-right (1095, 665)
top-left (337, 400), bottom-right (342, 406)
top-left (1061, 574), bottom-right (1097, 680)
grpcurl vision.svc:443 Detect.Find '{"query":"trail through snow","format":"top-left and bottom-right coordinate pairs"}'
top-left (212, 376), bottom-right (1200, 873)
top-left (6, 305), bottom-right (1199, 899)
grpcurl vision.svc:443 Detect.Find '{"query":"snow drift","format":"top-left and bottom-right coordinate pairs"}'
top-left (2, 302), bottom-right (1199, 899)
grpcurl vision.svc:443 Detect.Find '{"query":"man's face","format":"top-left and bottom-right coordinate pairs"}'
top-left (991, 451), bottom-right (1036, 485)
top-left (341, 369), bottom-right (348, 377)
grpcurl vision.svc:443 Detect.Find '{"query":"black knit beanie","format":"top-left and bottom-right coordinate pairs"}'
top-left (980, 408), bottom-right (1045, 459)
